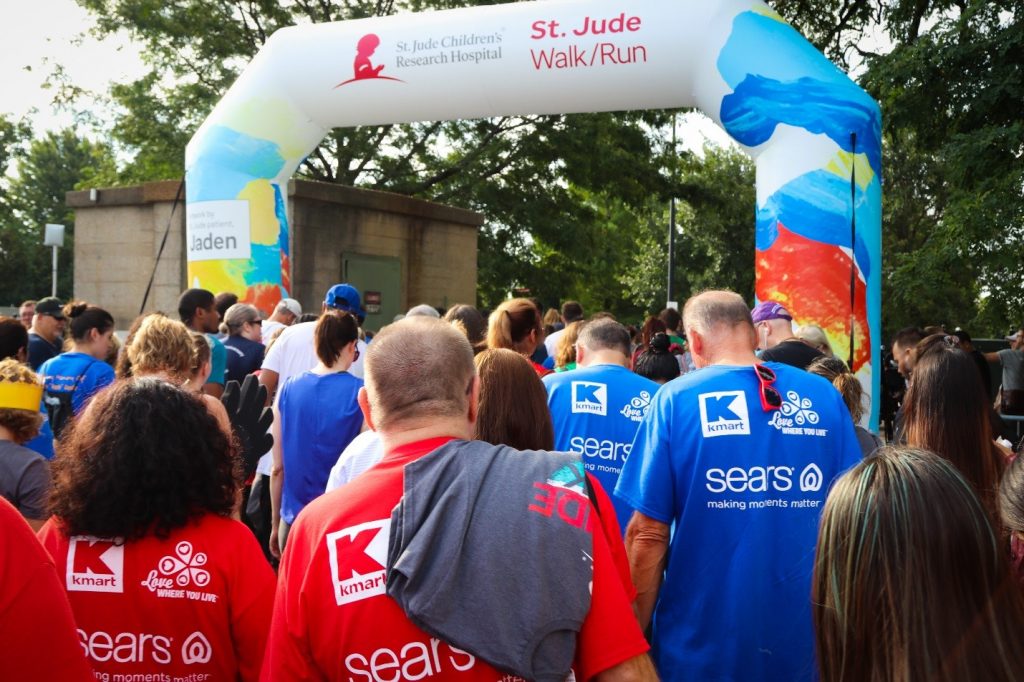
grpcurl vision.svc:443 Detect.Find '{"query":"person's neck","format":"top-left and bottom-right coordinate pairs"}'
top-left (30, 327), bottom-right (54, 343)
top-left (703, 349), bottom-right (759, 367)
top-left (581, 350), bottom-right (629, 368)
top-left (379, 417), bottom-right (473, 455)
top-left (312, 359), bottom-right (351, 375)
top-left (0, 424), bottom-right (15, 442)
top-left (71, 342), bottom-right (94, 358)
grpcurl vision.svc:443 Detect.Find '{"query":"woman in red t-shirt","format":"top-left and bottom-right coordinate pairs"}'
top-left (38, 379), bottom-right (275, 681)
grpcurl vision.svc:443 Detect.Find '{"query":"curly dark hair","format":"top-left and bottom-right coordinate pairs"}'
top-left (49, 378), bottom-right (240, 540)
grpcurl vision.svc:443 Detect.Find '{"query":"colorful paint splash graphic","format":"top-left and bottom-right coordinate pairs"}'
top-left (717, 6), bottom-right (882, 426)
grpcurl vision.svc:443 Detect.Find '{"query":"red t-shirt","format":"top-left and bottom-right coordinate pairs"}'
top-left (262, 436), bottom-right (648, 681)
top-left (0, 497), bottom-right (93, 681)
top-left (38, 513), bottom-right (276, 681)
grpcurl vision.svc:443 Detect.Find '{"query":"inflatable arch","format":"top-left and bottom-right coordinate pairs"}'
top-left (185, 0), bottom-right (882, 426)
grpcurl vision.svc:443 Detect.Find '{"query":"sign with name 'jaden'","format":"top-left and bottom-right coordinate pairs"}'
top-left (186, 200), bottom-right (252, 262)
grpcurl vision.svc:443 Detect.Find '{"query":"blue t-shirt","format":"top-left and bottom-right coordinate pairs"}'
top-left (38, 352), bottom-right (116, 415)
top-left (615, 362), bottom-right (861, 682)
top-left (543, 364), bottom-right (659, 532)
top-left (278, 371), bottom-right (364, 524)
top-left (223, 335), bottom-right (265, 384)
top-left (206, 334), bottom-right (227, 386)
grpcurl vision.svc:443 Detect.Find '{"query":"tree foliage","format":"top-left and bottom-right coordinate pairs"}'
top-left (0, 124), bottom-right (116, 304)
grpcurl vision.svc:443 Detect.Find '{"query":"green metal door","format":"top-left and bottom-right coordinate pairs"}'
top-left (342, 253), bottom-right (401, 333)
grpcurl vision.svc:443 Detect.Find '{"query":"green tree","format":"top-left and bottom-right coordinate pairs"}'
top-left (620, 144), bottom-right (756, 316)
top-left (0, 129), bottom-right (117, 303)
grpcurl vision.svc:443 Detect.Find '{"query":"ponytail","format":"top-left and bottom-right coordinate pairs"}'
top-left (487, 298), bottom-right (541, 354)
top-left (64, 302), bottom-right (114, 342)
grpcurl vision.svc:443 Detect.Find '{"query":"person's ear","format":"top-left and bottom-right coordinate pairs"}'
top-left (575, 343), bottom-right (586, 366)
top-left (689, 329), bottom-right (704, 358)
top-left (358, 387), bottom-right (376, 431)
top-left (467, 374), bottom-right (480, 425)
top-left (15, 346), bottom-right (26, 363)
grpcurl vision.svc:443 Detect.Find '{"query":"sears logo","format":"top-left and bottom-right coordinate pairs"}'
top-left (799, 463), bottom-right (823, 492)
top-left (326, 519), bottom-right (390, 606)
top-left (698, 391), bottom-right (750, 438)
top-left (67, 537), bottom-right (124, 593)
top-left (181, 631), bottom-right (213, 665)
top-left (706, 465), bottom-right (794, 493)
top-left (571, 381), bottom-right (607, 416)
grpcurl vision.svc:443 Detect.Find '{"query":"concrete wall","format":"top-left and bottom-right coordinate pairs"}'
top-left (69, 180), bottom-right (482, 330)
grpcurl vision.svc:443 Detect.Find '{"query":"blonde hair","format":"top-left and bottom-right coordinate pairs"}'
top-left (797, 324), bottom-right (833, 355)
top-left (127, 314), bottom-right (194, 381)
top-left (486, 298), bottom-right (542, 356)
top-left (220, 303), bottom-right (260, 337)
top-left (555, 321), bottom-right (584, 369)
top-left (365, 317), bottom-right (475, 430)
top-left (0, 358), bottom-right (44, 443)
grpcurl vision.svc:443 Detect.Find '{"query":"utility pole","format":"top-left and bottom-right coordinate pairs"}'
top-left (666, 112), bottom-right (677, 309)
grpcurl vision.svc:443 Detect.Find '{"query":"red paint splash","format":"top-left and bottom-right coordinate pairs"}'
top-left (756, 222), bottom-right (870, 372)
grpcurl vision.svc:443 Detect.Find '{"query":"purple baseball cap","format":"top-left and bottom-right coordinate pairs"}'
top-left (751, 301), bottom-right (793, 324)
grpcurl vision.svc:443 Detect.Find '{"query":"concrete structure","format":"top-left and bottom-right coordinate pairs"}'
top-left (69, 180), bottom-right (482, 330)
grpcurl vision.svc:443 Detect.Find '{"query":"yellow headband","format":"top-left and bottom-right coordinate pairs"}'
top-left (0, 381), bottom-right (43, 412)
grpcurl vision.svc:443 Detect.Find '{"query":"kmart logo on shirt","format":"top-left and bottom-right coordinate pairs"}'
top-left (698, 391), bottom-right (750, 438)
top-left (571, 381), bottom-right (607, 416)
top-left (327, 519), bottom-right (390, 606)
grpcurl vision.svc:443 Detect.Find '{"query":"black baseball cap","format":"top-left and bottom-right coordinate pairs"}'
top-left (35, 297), bottom-right (65, 319)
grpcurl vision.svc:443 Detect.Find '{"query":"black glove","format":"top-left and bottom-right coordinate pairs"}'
top-left (221, 374), bottom-right (274, 480)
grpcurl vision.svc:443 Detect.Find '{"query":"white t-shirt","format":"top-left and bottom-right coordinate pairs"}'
top-left (261, 321), bottom-right (366, 382)
top-left (324, 430), bottom-right (385, 492)
top-left (261, 320), bottom-right (286, 345)
top-left (544, 328), bottom-right (566, 357)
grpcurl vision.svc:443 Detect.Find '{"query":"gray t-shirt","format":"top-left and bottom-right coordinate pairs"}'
top-left (0, 440), bottom-right (50, 520)
top-left (998, 348), bottom-right (1024, 391)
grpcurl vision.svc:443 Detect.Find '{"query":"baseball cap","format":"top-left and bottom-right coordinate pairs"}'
top-left (324, 284), bottom-right (365, 318)
top-left (751, 301), bottom-right (793, 324)
top-left (35, 296), bottom-right (65, 320)
top-left (278, 298), bottom-right (302, 317)
top-left (1007, 330), bottom-right (1022, 342)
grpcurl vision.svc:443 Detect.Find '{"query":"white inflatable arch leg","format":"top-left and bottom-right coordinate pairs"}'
top-left (186, 0), bottom-right (882, 428)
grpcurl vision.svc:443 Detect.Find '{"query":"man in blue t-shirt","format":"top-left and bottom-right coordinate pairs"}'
top-left (178, 288), bottom-right (227, 397)
top-left (615, 290), bottom-right (861, 682)
top-left (543, 318), bottom-right (659, 532)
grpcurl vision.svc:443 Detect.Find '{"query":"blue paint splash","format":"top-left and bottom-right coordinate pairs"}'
top-left (187, 125), bottom-right (287, 202)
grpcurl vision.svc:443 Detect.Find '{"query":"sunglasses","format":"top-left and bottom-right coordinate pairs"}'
top-left (754, 364), bottom-right (782, 412)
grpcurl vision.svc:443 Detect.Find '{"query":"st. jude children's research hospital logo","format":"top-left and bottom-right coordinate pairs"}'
top-left (336, 33), bottom-right (405, 87)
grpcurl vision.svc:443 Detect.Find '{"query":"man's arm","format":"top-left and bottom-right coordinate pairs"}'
top-left (624, 511), bottom-right (670, 631)
top-left (594, 653), bottom-right (659, 682)
top-left (268, 400), bottom-right (284, 558)
top-left (258, 369), bottom-right (279, 406)
top-left (984, 351), bottom-right (1001, 362)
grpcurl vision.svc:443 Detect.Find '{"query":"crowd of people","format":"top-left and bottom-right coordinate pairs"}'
top-left (1, 285), bottom-right (1023, 681)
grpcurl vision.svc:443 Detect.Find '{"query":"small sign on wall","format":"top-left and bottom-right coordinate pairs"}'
top-left (365, 290), bottom-right (382, 314)
top-left (186, 200), bottom-right (252, 262)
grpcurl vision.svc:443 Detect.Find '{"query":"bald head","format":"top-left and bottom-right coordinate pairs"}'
top-left (365, 317), bottom-right (475, 431)
top-left (683, 290), bottom-right (757, 366)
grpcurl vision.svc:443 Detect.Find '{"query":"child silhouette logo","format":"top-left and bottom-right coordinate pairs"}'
top-left (336, 33), bottom-right (405, 88)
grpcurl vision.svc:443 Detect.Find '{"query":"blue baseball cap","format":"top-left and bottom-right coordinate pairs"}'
top-left (324, 283), bottom-right (365, 318)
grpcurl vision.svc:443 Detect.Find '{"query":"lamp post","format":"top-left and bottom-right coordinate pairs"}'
top-left (43, 223), bottom-right (65, 298)
top-left (666, 112), bottom-right (678, 310)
